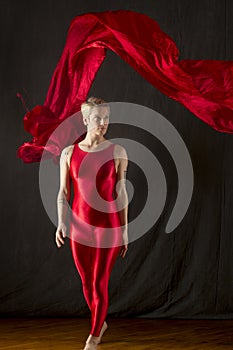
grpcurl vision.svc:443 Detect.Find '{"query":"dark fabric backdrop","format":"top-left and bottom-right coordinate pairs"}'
top-left (0, 0), bottom-right (232, 319)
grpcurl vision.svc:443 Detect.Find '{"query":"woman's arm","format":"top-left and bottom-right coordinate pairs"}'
top-left (55, 146), bottom-right (72, 248)
top-left (114, 145), bottom-right (129, 258)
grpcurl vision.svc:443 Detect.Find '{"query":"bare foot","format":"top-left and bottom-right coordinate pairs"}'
top-left (96, 321), bottom-right (108, 344)
top-left (85, 321), bottom-right (108, 348)
top-left (83, 341), bottom-right (97, 350)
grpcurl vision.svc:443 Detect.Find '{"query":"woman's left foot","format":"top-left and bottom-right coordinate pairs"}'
top-left (96, 321), bottom-right (108, 344)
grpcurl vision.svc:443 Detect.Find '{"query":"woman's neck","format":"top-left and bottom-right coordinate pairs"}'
top-left (82, 134), bottom-right (107, 147)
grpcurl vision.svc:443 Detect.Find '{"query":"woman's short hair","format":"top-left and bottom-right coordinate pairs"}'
top-left (81, 96), bottom-right (110, 119)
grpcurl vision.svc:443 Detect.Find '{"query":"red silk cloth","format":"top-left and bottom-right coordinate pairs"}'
top-left (17, 10), bottom-right (233, 163)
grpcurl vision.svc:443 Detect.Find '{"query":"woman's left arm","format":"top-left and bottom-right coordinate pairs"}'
top-left (114, 145), bottom-right (129, 258)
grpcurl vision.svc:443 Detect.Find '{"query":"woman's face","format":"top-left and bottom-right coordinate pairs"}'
top-left (86, 106), bottom-right (110, 136)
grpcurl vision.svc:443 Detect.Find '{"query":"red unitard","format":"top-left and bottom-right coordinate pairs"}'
top-left (69, 142), bottom-right (123, 337)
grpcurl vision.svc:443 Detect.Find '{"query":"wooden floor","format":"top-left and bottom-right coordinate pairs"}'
top-left (0, 317), bottom-right (232, 349)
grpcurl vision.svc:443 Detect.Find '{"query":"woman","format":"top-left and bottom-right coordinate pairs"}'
top-left (55, 97), bottom-right (129, 350)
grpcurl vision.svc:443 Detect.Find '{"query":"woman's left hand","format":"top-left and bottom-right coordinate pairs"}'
top-left (119, 230), bottom-right (128, 258)
top-left (119, 244), bottom-right (128, 258)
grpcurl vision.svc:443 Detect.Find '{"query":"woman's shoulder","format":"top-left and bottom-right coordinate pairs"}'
top-left (60, 145), bottom-right (75, 167)
top-left (112, 143), bottom-right (128, 158)
top-left (61, 144), bottom-right (75, 155)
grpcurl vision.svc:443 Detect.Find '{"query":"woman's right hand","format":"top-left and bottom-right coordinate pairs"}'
top-left (55, 223), bottom-right (67, 248)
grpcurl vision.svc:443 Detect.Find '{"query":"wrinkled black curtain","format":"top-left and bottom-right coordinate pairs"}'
top-left (1, 0), bottom-right (232, 318)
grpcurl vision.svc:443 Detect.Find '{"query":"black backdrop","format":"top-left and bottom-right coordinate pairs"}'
top-left (0, 0), bottom-right (233, 319)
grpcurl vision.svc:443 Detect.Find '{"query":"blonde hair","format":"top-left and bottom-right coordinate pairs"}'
top-left (81, 96), bottom-right (110, 119)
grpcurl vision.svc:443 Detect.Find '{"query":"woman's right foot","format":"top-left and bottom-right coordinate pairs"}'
top-left (84, 334), bottom-right (98, 350)
top-left (84, 321), bottom-right (108, 349)
top-left (83, 342), bottom-right (97, 350)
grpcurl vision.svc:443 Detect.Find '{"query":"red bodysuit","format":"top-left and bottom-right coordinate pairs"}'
top-left (69, 142), bottom-right (123, 337)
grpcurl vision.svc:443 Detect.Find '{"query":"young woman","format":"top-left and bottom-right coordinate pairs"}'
top-left (55, 97), bottom-right (129, 350)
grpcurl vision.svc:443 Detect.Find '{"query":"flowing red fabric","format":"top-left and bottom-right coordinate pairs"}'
top-left (17, 10), bottom-right (233, 163)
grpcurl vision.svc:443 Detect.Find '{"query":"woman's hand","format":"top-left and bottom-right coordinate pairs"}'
top-left (119, 230), bottom-right (128, 258)
top-left (55, 223), bottom-right (67, 248)
top-left (119, 244), bottom-right (128, 258)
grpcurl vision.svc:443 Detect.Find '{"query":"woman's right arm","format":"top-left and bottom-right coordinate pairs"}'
top-left (55, 146), bottom-right (72, 248)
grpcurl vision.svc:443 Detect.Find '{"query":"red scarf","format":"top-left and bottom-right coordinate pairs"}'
top-left (17, 10), bottom-right (233, 163)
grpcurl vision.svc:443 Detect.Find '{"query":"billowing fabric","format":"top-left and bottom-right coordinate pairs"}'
top-left (17, 9), bottom-right (233, 163)
top-left (69, 142), bottom-right (122, 336)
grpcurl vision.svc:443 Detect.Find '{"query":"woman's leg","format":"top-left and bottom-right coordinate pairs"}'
top-left (69, 238), bottom-right (94, 311)
top-left (90, 245), bottom-right (121, 337)
top-left (70, 236), bottom-right (121, 338)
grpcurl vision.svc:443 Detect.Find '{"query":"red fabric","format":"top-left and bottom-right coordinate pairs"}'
top-left (17, 10), bottom-right (233, 163)
top-left (69, 142), bottom-right (122, 336)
